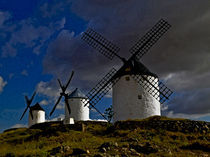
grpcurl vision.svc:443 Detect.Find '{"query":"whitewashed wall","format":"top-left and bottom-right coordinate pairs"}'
top-left (113, 75), bottom-right (160, 122)
top-left (67, 98), bottom-right (89, 121)
top-left (28, 110), bottom-right (45, 127)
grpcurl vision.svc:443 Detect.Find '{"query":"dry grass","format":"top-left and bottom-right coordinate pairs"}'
top-left (0, 116), bottom-right (209, 156)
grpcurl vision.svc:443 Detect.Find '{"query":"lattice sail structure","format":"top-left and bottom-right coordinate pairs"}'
top-left (131, 75), bottom-right (173, 104)
top-left (83, 68), bottom-right (119, 108)
top-left (129, 19), bottom-right (171, 60)
top-left (82, 28), bottom-right (120, 60)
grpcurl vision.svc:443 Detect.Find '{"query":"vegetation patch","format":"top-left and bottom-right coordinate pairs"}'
top-left (0, 116), bottom-right (209, 156)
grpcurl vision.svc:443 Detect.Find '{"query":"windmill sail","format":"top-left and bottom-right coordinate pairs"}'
top-left (129, 19), bottom-right (171, 60)
top-left (83, 68), bottom-right (120, 120)
top-left (82, 28), bottom-right (121, 60)
top-left (131, 74), bottom-right (173, 104)
top-left (81, 19), bottom-right (173, 120)
top-left (50, 71), bottom-right (74, 116)
top-left (20, 91), bottom-right (36, 120)
top-left (84, 68), bottom-right (119, 108)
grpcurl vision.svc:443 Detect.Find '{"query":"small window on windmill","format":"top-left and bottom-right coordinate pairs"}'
top-left (138, 94), bottom-right (142, 99)
top-left (125, 76), bottom-right (130, 81)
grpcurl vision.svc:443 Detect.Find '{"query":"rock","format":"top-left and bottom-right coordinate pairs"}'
top-left (63, 145), bottom-right (71, 152)
top-left (49, 146), bottom-right (62, 155)
top-left (72, 148), bottom-right (87, 155)
top-left (100, 147), bottom-right (107, 153)
top-left (130, 148), bottom-right (136, 153)
top-left (98, 142), bottom-right (113, 152)
top-left (114, 142), bottom-right (119, 147)
top-left (86, 149), bottom-right (90, 154)
top-left (129, 143), bottom-right (158, 155)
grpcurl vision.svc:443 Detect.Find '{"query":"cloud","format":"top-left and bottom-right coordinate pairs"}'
top-left (0, 11), bottom-right (11, 26)
top-left (165, 111), bottom-right (210, 121)
top-left (21, 70), bottom-right (28, 76)
top-left (49, 114), bottom-right (65, 121)
top-left (39, 99), bottom-right (49, 105)
top-left (36, 80), bottom-right (70, 110)
top-left (39, 0), bottom-right (210, 119)
top-left (0, 76), bottom-right (7, 93)
top-left (36, 81), bottom-right (59, 98)
top-left (9, 73), bottom-right (14, 79)
top-left (0, 9), bottom-right (66, 57)
top-left (57, 103), bottom-right (65, 109)
top-left (0, 108), bottom-right (22, 121)
top-left (11, 124), bottom-right (27, 128)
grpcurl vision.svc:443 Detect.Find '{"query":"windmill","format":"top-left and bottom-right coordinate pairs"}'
top-left (50, 71), bottom-right (76, 124)
top-left (20, 91), bottom-right (45, 127)
top-left (81, 19), bottom-right (173, 122)
top-left (68, 88), bottom-right (90, 121)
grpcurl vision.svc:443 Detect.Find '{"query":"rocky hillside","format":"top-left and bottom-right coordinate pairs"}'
top-left (0, 116), bottom-right (209, 156)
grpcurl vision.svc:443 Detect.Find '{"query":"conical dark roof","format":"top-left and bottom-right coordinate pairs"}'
top-left (30, 103), bottom-right (45, 111)
top-left (112, 57), bottom-right (158, 79)
top-left (68, 88), bottom-right (87, 99)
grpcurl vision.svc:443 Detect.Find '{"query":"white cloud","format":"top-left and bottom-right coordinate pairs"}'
top-left (40, 99), bottom-right (49, 105)
top-left (0, 11), bottom-right (66, 57)
top-left (166, 111), bottom-right (210, 121)
top-left (0, 76), bottom-right (7, 93)
top-left (11, 124), bottom-right (27, 128)
top-left (36, 81), bottom-right (59, 98)
top-left (49, 114), bottom-right (65, 121)
top-left (57, 103), bottom-right (65, 109)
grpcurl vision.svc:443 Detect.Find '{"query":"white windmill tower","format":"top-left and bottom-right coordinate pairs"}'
top-left (112, 59), bottom-right (160, 121)
top-left (20, 92), bottom-right (45, 127)
top-left (67, 88), bottom-right (89, 121)
top-left (81, 19), bottom-right (173, 122)
top-left (28, 103), bottom-right (45, 127)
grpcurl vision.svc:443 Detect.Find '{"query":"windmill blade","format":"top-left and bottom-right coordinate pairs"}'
top-left (82, 28), bottom-right (121, 60)
top-left (20, 93), bottom-right (36, 120)
top-left (50, 95), bottom-right (63, 116)
top-left (64, 71), bottom-right (74, 91)
top-left (84, 68), bottom-right (119, 109)
top-left (131, 74), bottom-right (173, 104)
top-left (25, 95), bottom-right (29, 104)
top-left (88, 101), bottom-right (108, 120)
top-left (29, 109), bottom-right (33, 120)
top-left (30, 91), bottom-right (36, 103)
top-left (20, 104), bottom-right (30, 120)
top-left (57, 79), bottom-right (63, 89)
top-left (129, 19), bottom-right (171, 60)
top-left (64, 95), bottom-right (71, 115)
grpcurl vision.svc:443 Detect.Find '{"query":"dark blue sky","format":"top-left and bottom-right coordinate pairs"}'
top-left (0, 0), bottom-right (89, 132)
top-left (0, 0), bottom-right (210, 132)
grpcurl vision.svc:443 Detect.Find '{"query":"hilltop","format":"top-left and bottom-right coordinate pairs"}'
top-left (0, 116), bottom-right (209, 157)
